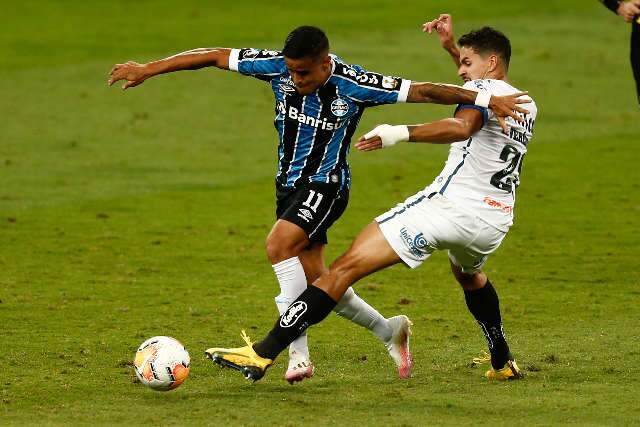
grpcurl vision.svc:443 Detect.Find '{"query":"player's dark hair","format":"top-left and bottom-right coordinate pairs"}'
top-left (458, 27), bottom-right (511, 68)
top-left (282, 26), bottom-right (329, 60)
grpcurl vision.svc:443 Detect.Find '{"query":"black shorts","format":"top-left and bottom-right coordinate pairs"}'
top-left (276, 181), bottom-right (349, 245)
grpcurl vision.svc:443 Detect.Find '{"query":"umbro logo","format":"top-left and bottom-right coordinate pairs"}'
top-left (278, 84), bottom-right (296, 94)
top-left (297, 208), bottom-right (313, 223)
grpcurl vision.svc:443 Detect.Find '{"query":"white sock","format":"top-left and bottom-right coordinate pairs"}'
top-left (273, 257), bottom-right (310, 364)
top-left (334, 287), bottom-right (393, 342)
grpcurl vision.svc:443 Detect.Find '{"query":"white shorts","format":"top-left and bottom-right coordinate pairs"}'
top-left (375, 193), bottom-right (506, 273)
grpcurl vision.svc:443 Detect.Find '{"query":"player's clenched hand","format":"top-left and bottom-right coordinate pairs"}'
top-left (355, 133), bottom-right (383, 152)
top-left (355, 124), bottom-right (409, 151)
top-left (488, 92), bottom-right (530, 134)
top-left (617, 0), bottom-right (640, 23)
top-left (108, 61), bottom-right (149, 90)
top-left (422, 14), bottom-right (455, 49)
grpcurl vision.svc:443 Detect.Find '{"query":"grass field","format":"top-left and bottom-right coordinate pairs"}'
top-left (2, 0), bottom-right (639, 425)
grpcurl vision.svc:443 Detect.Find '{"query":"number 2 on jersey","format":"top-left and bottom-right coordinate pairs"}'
top-left (490, 145), bottom-right (525, 192)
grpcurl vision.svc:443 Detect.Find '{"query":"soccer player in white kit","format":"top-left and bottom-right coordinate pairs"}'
top-left (206, 21), bottom-right (536, 382)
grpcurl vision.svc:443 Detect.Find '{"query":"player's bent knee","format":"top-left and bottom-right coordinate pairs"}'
top-left (454, 270), bottom-right (487, 291)
top-left (265, 223), bottom-right (312, 263)
top-left (264, 237), bottom-right (280, 263)
top-left (459, 280), bottom-right (477, 292)
top-left (265, 236), bottom-right (297, 263)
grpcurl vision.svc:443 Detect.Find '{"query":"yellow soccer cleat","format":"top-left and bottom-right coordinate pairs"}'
top-left (205, 330), bottom-right (273, 381)
top-left (485, 360), bottom-right (524, 381)
top-left (473, 351), bottom-right (524, 381)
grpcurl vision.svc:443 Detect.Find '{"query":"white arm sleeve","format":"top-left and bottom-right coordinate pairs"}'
top-left (397, 79), bottom-right (412, 103)
top-left (228, 48), bottom-right (241, 72)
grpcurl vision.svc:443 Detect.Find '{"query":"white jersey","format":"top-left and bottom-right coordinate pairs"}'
top-left (424, 79), bottom-right (537, 232)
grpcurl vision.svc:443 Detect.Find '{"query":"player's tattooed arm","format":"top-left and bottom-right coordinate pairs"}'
top-left (407, 82), bottom-right (529, 132)
top-left (108, 48), bottom-right (232, 90)
top-left (407, 82), bottom-right (477, 104)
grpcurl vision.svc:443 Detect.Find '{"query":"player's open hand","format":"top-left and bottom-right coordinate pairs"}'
top-left (489, 92), bottom-right (530, 134)
top-left (108, 61), bottom-right (149, 90)
top-left (422, 14), bottom-right (455, 49)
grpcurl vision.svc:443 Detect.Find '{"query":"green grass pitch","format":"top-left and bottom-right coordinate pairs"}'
top-left (1, 0), bottom-right (639, 425)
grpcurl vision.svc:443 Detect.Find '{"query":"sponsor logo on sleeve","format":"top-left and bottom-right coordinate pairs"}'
top-left (382, 76), bottom-right (399, 89)
top-left (242, 48), bottom-right (259, 59)
top-left (340, 66), bottom-right (382, 86)
top-left (474, 80), bottom-right (487, 91)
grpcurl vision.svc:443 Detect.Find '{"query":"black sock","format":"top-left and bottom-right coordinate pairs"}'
top-left (253, 285), bottom-right (337, 360)
top-left (464, 279), bottom-right (511, 369)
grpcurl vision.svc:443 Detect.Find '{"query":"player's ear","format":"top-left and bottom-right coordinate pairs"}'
top-left (488, 54), bottom-right (499, 73)
top-left (319, 54), bottom-right (331, 71)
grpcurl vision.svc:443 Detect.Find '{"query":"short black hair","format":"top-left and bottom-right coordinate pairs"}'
top-left (458, 27), bottom-right (511, 68)
top-left (282, 26), bottom-right (329, 59)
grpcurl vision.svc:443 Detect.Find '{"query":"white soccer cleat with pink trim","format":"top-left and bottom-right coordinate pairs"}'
top-left (385, 315), bottom-right (413, 379)
top-left (285, 358), bottom-right (315, 384)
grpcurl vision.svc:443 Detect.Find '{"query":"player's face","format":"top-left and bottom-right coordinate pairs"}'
top-left (458, 47), bottom-right (493, 82)
top-left (285, 55), bottom-right (332, 95)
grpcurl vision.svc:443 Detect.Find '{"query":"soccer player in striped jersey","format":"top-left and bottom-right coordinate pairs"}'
top-left (204, 23), bottom-right (534, 383)
top-left (109, 25), bottom-right (528, 383)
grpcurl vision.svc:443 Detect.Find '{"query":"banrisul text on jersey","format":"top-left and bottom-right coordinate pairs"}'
top-left (228, 48), bottom-right (411, 190)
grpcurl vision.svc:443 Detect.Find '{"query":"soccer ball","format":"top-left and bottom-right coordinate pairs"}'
top-left (133, 336), bottom-right (190, 391)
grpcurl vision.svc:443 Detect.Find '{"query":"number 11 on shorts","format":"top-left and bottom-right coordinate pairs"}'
top-left (302, 190), bottom-right (323, 213)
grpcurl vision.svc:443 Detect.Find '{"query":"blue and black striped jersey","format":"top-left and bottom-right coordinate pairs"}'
top-left (229, 48), bottom-right (412, 190)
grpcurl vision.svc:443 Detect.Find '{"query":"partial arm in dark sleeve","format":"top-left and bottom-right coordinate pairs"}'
top-left (108, 48), bottom-right (231, 89)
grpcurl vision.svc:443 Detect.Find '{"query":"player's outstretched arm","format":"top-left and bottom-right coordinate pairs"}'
top-left (422, 14), bottom-right (460, 68)
top-left (407, 82), bottom-right (528, 132)
top-left (355, 108), bottom-right (483, 151)
top-left (108, 48), bottom-right (232, 90)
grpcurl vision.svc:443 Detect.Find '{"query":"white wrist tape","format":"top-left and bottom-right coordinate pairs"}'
top-left (475, 90), bottom-right (491, 108)
top-left (363, 124), bottom-right (410, 148)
